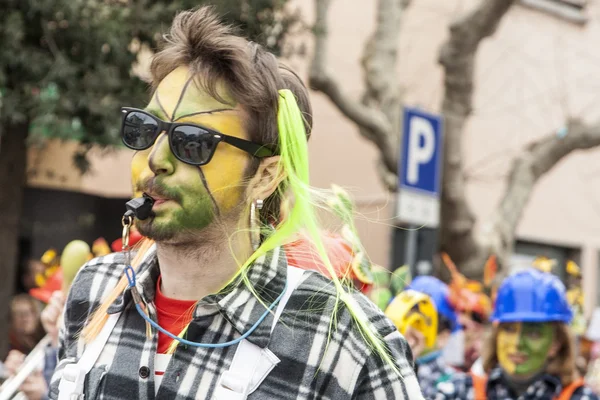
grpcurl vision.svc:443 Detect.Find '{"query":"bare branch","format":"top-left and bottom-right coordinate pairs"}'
top-left (310, 0), bottom-right (397, 173)
top-left (359, 0), bottom-right (406, 173)
top-left (439, 0), bottom-right (515, 277)
top-left (361, 0), bottom-right (403, 103)
top-left (494, 119), bottom-right (600, 242)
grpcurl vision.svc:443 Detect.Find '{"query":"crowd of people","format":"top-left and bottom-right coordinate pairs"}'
top-left (380, 261), bottom-right (600, 399)
top-left (5, 233), bottom-right (600, 400)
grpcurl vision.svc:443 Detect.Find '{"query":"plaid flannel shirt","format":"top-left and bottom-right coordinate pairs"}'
top-left (415, 353), bottom-right (457, 399)
top-left (49, 245), bottom-right (424, 399)
top-left (434, 367), bottom-right (599, 400)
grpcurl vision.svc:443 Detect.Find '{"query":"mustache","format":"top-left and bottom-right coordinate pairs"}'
top-left (136, 178), bottom-right (180, 203)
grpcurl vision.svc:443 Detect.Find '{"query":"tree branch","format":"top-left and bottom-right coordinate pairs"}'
top-left (309, 0), bottom-right (396, 173)
top-left (494, 119), bottom-right (600, 243)
top-left (359, 0), bottom-right (406, 175)
top-left (439, 0), bottom-right (515, 276)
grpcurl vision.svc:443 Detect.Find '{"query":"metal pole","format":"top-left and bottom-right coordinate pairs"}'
top-left (404, 226), bottom-right (417, 271)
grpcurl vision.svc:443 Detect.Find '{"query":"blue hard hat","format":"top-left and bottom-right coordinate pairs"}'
top-left (407, 276), bottom-right (460, 332)
top-left (491, 268), bottom-right (572, 324)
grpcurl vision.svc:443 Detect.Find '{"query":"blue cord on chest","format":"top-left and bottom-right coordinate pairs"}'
top-left (124, 264), bottom-right (287, 349)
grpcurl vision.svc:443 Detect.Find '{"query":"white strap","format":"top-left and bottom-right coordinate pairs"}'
top-left (79, 313), bottom-right (120, 372)
top-left (58, 312), bottom-right (121, 400)
top-left (216, 341), bottom-right (280, 400)
top-left (215, 266), bottom-right (306, 400)
top-left (271, 266), bottom-right (305, 333)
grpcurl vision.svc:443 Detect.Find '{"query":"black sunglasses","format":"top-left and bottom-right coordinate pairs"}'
top-left (120, 107), bottom-right (274, 166)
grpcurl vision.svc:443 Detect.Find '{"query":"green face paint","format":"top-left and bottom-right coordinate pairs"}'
top-left (135, 174), bottom-right (217, 241)
top-left (497, 322), bottom-right (554, 378)
top-left (131, 66), bottom-right (252, 241)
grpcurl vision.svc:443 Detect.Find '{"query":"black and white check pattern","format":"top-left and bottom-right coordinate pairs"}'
top-left (50, 245), bottom-right (424, 399)
top-left (415, 355), bottom-right (457, 399)
top-left (434, 367), bottom-right (599, 400)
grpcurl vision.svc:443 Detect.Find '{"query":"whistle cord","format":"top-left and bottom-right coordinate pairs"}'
top-left (123, 265), bottom-right (287, 349)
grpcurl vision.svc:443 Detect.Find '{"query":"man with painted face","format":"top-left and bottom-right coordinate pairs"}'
top-left (402, 276), bottom-right (462, 399)
top-left (435, 268), bottom-right (598, 400)
top-left (49, 7), bottom-right (423, 400)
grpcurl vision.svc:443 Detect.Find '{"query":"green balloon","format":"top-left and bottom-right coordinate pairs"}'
top-left (60, 240), bottom-right (90, 288)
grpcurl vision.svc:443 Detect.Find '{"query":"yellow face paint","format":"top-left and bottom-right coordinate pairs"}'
top-left (497, 322), bottom-right (554, 378)
top-left (497, 323), bottom-right (520, 374)
top-left (130, 66), bottom-right (252, 240)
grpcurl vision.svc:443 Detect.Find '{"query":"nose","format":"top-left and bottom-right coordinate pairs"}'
top-left (148, 133), bottom-right (175, 176)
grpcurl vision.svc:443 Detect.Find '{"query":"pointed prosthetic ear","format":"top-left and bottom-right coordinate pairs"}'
top-left (247, 156), bottom-right (285, 201)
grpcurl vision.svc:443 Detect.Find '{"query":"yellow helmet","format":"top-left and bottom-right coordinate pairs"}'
top-left (385, 290), bottom-right (438, 349)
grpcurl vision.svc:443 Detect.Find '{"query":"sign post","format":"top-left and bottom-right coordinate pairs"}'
top-left (396, 107), bottom-right (444, 268)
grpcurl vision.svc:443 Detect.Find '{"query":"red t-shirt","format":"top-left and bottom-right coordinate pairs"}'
top-left (154, 276), bottom-right (196, 353)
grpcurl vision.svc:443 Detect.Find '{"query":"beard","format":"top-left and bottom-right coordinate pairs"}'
top-left (136, 213), bottom-right (177, 242)
top-left (135, 198), bottom-right (247, 248)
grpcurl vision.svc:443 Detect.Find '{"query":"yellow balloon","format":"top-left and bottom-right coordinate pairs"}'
top-left (60, 240), bottom-right (91, 291)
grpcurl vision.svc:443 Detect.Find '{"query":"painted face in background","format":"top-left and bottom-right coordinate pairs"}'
top-left (131, 66), bottom-right (252, 241)
top-left (458, 312), bottom-right (485, 369)
top-left (497, 322), bottom-right (555, 379)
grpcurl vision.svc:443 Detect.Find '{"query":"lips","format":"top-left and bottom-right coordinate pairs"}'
top-left (508, 353), bottom-right (528, 364)
top-left (144, 193), bottom-right (174, 207)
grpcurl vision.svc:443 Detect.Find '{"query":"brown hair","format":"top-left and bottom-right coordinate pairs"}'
top-left (482, 322), bottom-right (576, 386)
top-left (149, 6), bottom-right (313, 222)
top-left (9, 294), bottom-right (45, 354)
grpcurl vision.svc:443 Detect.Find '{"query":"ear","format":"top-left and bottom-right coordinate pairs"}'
top-left (246, 156), bottom-right (285, 201)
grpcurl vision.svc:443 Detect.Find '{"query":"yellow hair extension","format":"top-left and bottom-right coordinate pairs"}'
top-left (82, 238), bottom-right (155, 341)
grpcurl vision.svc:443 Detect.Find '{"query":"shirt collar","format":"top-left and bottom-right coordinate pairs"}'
top-left (108, 244), bottom-right (288, 348)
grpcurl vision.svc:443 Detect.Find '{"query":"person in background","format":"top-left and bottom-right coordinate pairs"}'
top-left (435, 268), bottom-right (599, 400)
top-left (4, 239), bottom-right (87, 400)
top-left (403, 276), bottom-right (463, 398)
top-left (3, 291), bottom-right (65, 400)
top-left (8, 294), bottom-right (45, 355)
top-left (19, 259), bottom-right (47, 293)
top-left (442, 253), bottom-right (494, 373)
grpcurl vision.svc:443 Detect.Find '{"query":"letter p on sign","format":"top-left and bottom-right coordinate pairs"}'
top-left (399, 107), bottom-right (443, 198)
top-left (407, 116), bottom-right (435, 185)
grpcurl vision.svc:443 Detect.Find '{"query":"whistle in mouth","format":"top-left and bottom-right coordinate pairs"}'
top-left (124, 194), bottom-right (154, 221)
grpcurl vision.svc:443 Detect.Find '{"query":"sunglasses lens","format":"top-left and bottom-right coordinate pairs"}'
top-left (171, 126), bottom-right (218, 165)
top-left (122, 111), bottom-right (159, 149)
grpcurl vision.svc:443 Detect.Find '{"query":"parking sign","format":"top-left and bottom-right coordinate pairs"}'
top-left (396, 107), bottom-right (444, 227)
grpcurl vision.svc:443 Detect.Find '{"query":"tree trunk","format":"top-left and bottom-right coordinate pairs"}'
top-left (0, 124), bottom-right (29, 358)
top-left (437, 0), bottom-right (516, 280)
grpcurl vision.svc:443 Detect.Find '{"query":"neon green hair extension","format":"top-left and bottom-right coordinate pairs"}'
top-left (239, 89), bottom-right (400, 375)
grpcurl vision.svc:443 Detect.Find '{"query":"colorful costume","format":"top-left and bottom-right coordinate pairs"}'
top-left (387, 276), bottom-right (461, 398)
top-left (442, 253), bottom-right (494, 372)
top-left (435, 268), bottom-right (599, 400)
